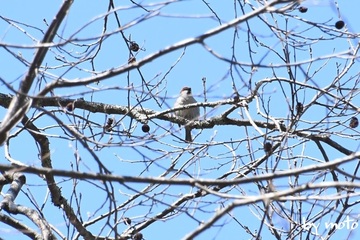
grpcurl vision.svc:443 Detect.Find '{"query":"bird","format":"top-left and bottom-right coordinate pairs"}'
top-left (173, 86), bottom-right (200, 142)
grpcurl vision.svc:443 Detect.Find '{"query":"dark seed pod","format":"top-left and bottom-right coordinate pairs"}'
top-left (104, 124), bottom-right (112, 132)
top-left (107, 118), bottom-right (114, 125)
top-left (130, 42), bottom-right (140, 52)
top-left (66, 102), bottom-right (75, 112)
top-left (264, 142), bottom-right (272, 153)
top-left (233, 93), bottom-right (240, 102)
top-left (335, 20), bottom-right (345, 29)
top-left (124, 217), bottom-right (131, 225)
top-left (296, 102), bottom-right (303, 114)
top-left (104, 118), bottom-right (114, 132)
top-left (128, 56), bottom-right (136, 64)
top-left (298, 6), bottom-right (308, 13)
top-left (133, 232), bottom-right (143, 240)
top-left (350, 117), bottom-right (359, 128)
top-left (142, 124), bottom-right (150, 133)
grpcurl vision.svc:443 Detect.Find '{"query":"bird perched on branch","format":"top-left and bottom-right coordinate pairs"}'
top-left (174, 86), bottom-right (200, 142)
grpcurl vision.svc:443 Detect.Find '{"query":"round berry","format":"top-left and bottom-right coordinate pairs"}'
top-left (335, 20), bottom-right (344, 29)
top-left (124, 217), bottom-right (131, 225)
top-left (350, 117), bottom-right (359, 128)
top-left (130, 42), bottom-right (140, 52)
top-left (298, 6), bottom-right (308, 13)
top-left (142, 124), bottom-right (150, 133)
top-left (264, 142), bottom-right (272, 153)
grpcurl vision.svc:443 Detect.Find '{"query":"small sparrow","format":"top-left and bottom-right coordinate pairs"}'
top-left (174, 87), bottom-right (200, 142)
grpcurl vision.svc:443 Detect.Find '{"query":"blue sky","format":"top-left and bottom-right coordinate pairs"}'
top-left (1, 0), bottom-right (360, 239)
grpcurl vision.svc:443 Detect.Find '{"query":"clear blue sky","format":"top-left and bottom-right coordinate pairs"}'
top-left (1, 0), bottom-right (360, 239)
